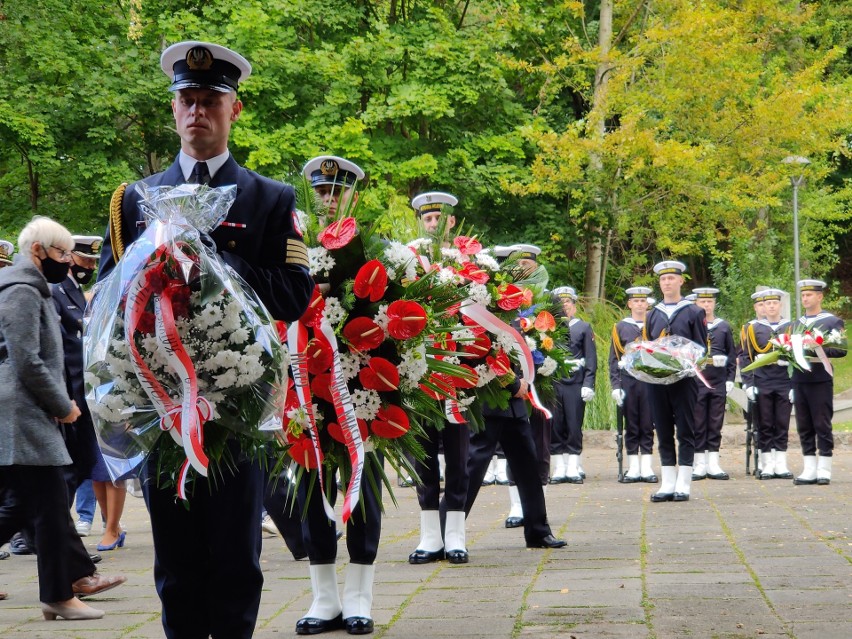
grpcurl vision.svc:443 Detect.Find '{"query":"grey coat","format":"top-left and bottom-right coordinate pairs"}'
top-left (0, 255), bottom-right (73, 466)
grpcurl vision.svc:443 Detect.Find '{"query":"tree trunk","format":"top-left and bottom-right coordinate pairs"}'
top-left (583, 0), bottom-right (613, 300)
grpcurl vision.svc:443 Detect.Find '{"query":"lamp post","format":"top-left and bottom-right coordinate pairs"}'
top-left (782, 155), bottom-right (810, 319)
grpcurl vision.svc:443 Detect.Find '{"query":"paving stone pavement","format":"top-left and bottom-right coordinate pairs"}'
top-left (1, 444), bottom-right (850, 638)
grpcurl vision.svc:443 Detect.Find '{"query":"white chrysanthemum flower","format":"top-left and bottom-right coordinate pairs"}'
top-left (398, 344), bottom-right (429, 390)
top-left (351, 388), bottom-right (381, 421)
top-left (525, 335), bottom-right (538, 351)
top-left (323, 297), bottom-right (347, 325)
top-left (407, 237), bottom-right (432, 250)
top-left (459, 395), bottom-right (477, 407)
top-left (436, 267), bottom-right (459, 286)
top-left (495, 333), bottom-right (517, 355)
top-left (215, 369), bottom-right (239, 388)
top-left (468, 283), bottom-right (492, 306)
top-left (308, 246), bottom-right (335, 276)
top-left (440, 247), bottom-right (463, 262)
top-left (373, 304), bottom-right (390, 332)
top-left (444, 355), bottom-right (461, 366)
top-left (539, 357), bottom-right (558, 377)
top-left (475, 363), bottom-right (497, 387)
top-left (229, 327), bottom-right (250, 345)
top-left (294, 209), bottom-right (309, 235)
top-left (339, 351), bottom-right (362, 382)
top-left (474, 252), bottom-right (500, 271)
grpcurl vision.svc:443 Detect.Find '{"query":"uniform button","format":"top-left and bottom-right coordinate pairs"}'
top-left (227, 240), bottom-right (236, 249)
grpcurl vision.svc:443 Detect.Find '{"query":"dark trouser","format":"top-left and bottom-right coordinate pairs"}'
top-left (693, 386), bottom-right (726, 452)
top-left (0, 465), bottom-right (94, 603)
top-left (550, 383), bottom-right (585, 455)
top-left (459, 415), bottom-right (552, 543)
top-left (648, 378), bottom-right (697, 467)
top-left (299, 454), bottom-right (383, 565)
top-left (143, 455), bottom-right (264, 639)
top-left (416, 422), bottom-right (470, 511)
top-left (527, 407), bottom-right (553, 486)
top-left (756, 388), bottom-right (792, 452)
top-left (264, 467), bottom-right (307, 559)
top-left (622, 378), bottom-right (654, 455)
top-left (793, 381), bottom-right (834, 456)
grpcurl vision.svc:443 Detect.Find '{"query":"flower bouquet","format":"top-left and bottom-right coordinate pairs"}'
top-left (621, 335), bottom-right (709, 386)
top-left (84, 184), bottom-right (288, 499)
top-left (741, 325), bottom-right (847, 377)
top-left (284, 180), bottom-right (478, 522)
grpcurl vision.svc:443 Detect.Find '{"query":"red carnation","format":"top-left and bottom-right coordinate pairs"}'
top-left (370, 404), bottom-right (411, 439)
top-left (453, 236), bottom-right (483, 255)
top-left (343, 317), bottom-right (385, 352)
top-left (455, 262), bottom-right (490, 285)
top-left (306, 338), bottom-right (333, 375)
top-left (358, 357), bottom-right (400, 392)
top-left (496, 284), bottom-right (525, 310)
top-left (317, 217), bottom-right (357, 250)
top-left (354, 260), bottom-right (389, 302)
top-left (301, 285), bottom-right (326, 328)
top-left (386, 300), bottom-right (427, 340)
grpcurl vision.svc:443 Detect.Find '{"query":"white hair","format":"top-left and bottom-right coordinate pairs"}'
top-left (17, 216), bottom-right (74, 257)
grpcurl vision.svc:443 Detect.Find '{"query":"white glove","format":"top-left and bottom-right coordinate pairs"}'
top-left (712, 355), bottom-right (728, 367)
top-left (611, 389), bottom-right (625, 407)
top-left (725, 381), bottom-right (734, 394)
top-left (581, 387), bottom-right (595, 402)
top-left (789, 389), bottom-right (794, 403)
top-left (745, 386), bottom-right (758, 401)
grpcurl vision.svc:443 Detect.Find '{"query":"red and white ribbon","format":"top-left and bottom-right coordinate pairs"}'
top-left (444, 398), bottom-right (466, 424)
top-left (460, 302), bottom-right (535, 383)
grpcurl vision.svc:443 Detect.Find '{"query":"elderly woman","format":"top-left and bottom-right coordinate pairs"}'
top-left (0, 217), bottom-right (126, 620)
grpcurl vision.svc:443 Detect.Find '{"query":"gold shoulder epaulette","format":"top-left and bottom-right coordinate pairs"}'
top-left (109, 183), bottom-right (128, 262)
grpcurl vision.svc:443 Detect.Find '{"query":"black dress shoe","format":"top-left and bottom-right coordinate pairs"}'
top-left (495, 478), bottom-right (510, 486)
top-left (619, 475), bottom-right (641, 483)
top-left (0, 551), bottom-right (9, 560)
top-left (707, 471), bottom-right (729, 480)
top-left (691, 473), bottom-right (706, 481)
top-left (446, 549), bottom-right (469, 564)
top-left (296, 613), bottom-right (344, 635)
top-left (641, 475), bottom-right (658, 483)
top-left (344, 616), bottom-right (374, 635)
top-left (481, 478), bottom-right (495, 486)
top-left (549, 476), bottom-right (568, 485)
top-left (650, 492), bottom-right (674, 502)
top-left (526, 534), bottom-right (567, 549)
top-left (89, 553), bottom-right (102, 564)
top-left (505, 516), bottom-right (524, 528)
top-left (673, 492), bottom-right (690, 502)
top-left (408, 548), bottom-right (444, 564)
top-left (565, 475), bottom-right (583, 485)
top-left (817, 477), bottom-right (830, 486)
top-left (773, 471), bottom-right (793, 479)
top-left (758, 471), bottom-right (774, 480)
top-left (793, 476), bottom-right (818, 485)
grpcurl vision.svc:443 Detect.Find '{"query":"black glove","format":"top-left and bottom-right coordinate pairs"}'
top-left (199, 231), bottom-right (217, 253)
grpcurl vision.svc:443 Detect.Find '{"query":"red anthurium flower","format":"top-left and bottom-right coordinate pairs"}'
top-left (342, 317), bottom-right (385, 351)
top-left (317, 217), bottom-right (357, 250)
top-left (301, 286), bottom-right (326, 327)
top-left (462, 333), bottom-right (492, 357)
top-left (386, 300), bottom-right (427, 339)
top-left (453, 236), bottom-right (483, 255)
top-left (310, 373), bottom-right (334, 403)
top-left (487, 350), bottom-right (513, 376)
top-left (358, 357), bottom-right (400, 392)
top-left (370, 404), bottom-right (411, 439)
top-left (287, 435), bottom-right (321, 468)
top-left (354, 260), bottom-right (388, 302)
top-left (496, 284), bottom-right (525, 310)
top-left (433, 334), bottom-right (457, 352)
top-left (276, 320), bottom-right (289, 344)
top-left (462, 314), bottom-right (486, 336)
top-left (306, 338), bottom-right (333, 375)
top-left (419, 372), bottom-right (456, 400)
top-left (521, 288), bottom-right (534, 307)
top-left (444, 302), bottom-right (461, 318)
top-left (284, 377), bottom-right (299, 412)
top-left (327, 419), bottom-right (369, 445)
top-left (450, 364), bottom-right (478, 389)
top-left (455, 262), bottom-right (490, 285)
top-left (534, 311), bottom-right (556, 332)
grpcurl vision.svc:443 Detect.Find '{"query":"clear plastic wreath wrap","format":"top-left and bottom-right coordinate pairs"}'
top-left (84, 183), bottom-right (288, 497)
top-left (620, 335), bottom-right (707, 385)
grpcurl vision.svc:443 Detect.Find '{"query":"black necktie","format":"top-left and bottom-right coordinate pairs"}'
top-left (189, 161), bottom-right (211, 185)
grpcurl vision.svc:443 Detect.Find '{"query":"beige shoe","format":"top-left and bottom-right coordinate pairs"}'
top-left (42, 598), bottom-right (105, 620)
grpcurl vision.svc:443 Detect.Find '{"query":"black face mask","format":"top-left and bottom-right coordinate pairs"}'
top-left (38, 253), bottom-right (71, 284)
top-left (70, 263), bottom-right (95, 285)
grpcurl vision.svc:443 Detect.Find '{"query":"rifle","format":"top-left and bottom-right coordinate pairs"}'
top-left (615, 404), bottom-right (624, 482)
top-left (744, 402), bottom-right (754, 476)
top-left (750, 395), bottom-right (761, 476)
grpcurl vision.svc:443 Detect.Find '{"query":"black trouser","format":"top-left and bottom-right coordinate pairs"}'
top-left (459, 415), bottom-right (552, 543)
top-left (693, 386), bottom-right (726, 452)
top-left (756, 388), bottom-right (792, 452)
top-left (264, 466), bottom-right (307, 559)
top-left (416, 422), bottom-right (470, 511)
top-left (648, 378), bottom-right (697, 467)
top-left (793, 381), bottom-right (834, 456)
top-left (298, 454), bottom-right (383, 565)
top-left (523, 406), bottom-right (552, 486)
top-left (622, 378), bottom-right (654, 455)
top-left (549, 383), bottom-right (585, 455)
top-left (0, 465), bottom-right (94, 603)
top-left (143, 455), bottom-right (264, 639)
